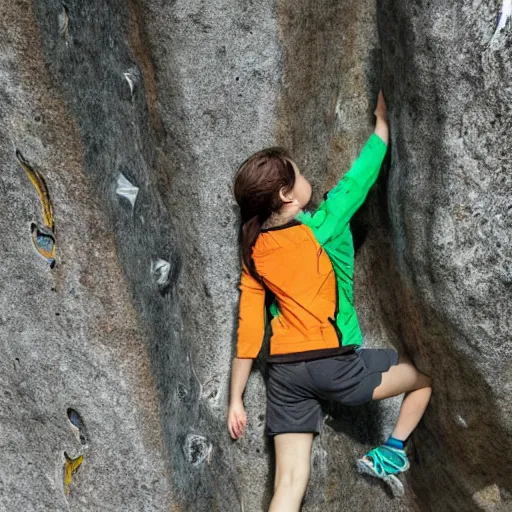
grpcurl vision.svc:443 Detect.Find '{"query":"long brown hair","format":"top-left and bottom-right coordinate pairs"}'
top-left (234, 147), bottom-right (296, 280)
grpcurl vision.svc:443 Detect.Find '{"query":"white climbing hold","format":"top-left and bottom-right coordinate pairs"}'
top-left (124, 73), bottom-right (135, 95)
top-left (116, 174), bottom-right (138, 208)
top-left (151, 259), bottom-right (171, 287)
top-left (473, 483), bottom-right (501, 510)
top-left (454, 414), bottom-right (468, 428)
top-left (496, 0), bottom-right (512, 32)
top-left (123, 68), bottom-right (140, 98)
top-left (183, 434), bottom-right (212, 466)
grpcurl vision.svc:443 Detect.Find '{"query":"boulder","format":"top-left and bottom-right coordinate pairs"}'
top-left (378, 1), bottom-right (512, 510)
top-left (1, 0), bottom-right (510, 510)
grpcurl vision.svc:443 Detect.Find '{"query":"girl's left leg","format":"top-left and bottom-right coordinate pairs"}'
top-left (269, 433), bottom-right (313, 512)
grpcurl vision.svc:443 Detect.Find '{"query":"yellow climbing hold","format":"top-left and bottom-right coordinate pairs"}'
top-left (63, 453), bottom-right (83, 495)
top-left (16, 150), bottom-right (56, 267)
top-left (16, 150), bottom-right (53, 229)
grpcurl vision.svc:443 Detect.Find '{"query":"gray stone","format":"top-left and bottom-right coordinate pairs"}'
top-left (378, 0), bottom-right (512, 510)
top-left (0, 1), bottom-right (173, 510)
top-left (1, 0), bottom-right (510, 510)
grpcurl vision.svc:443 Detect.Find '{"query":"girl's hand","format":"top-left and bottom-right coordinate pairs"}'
top-left (374, 90), bottom-right (387, 121)
top-left (228, 399), bottom-right (247, 439)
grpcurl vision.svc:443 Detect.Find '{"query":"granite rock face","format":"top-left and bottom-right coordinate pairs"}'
top-left (377, 1), bottom-right (512, 510)
top-left (0, 0), bottom-right (510, 510)
top-left (0, 2), bottom-right (173, 510)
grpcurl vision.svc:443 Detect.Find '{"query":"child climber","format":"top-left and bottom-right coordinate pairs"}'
top-left (228, 91), bottom-right (432, 508)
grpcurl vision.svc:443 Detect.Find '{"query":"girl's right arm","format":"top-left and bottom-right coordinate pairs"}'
top-left (228, 265), bottom-right (266, 439)
top-left (330, 91), bottom-right (389, 223)
top-left (297, 92), bottom-right (389, 243)
top-left (373, 91), bottom-right (389, 144)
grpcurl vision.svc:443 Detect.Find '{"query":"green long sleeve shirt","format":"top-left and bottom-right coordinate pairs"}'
top-left (296, 133), bottom-right (388, 347)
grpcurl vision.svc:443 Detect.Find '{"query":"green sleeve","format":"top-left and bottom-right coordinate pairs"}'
top-left (297, 133), bottom-right (387, 244)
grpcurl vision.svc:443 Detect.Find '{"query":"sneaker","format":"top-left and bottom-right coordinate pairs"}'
top-left (357, 444), bottom-right (409, 497)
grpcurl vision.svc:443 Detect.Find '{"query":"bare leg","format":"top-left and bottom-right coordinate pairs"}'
top-left (372, 357), bottom-right (432, 441)
top-left (269, 433), bottom-right (313, 512)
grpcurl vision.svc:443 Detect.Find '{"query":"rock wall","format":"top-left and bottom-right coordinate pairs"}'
top-left (0, 1), bottom-right (173, 510)
top-left (0, 0), bottom-right (510, 510)
top-left (378, 1), bottom-right (512, 510)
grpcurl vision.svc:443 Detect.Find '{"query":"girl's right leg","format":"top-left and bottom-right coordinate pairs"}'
top-left (269, 432), bottom-right (313, 512)
top-left (372, 356), bottom-right (432, 441)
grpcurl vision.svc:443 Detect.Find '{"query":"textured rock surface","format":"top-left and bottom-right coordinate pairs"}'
top-left (378, 1), bottom-right (512, 510)
top-left (0, 0), bottom-right (511, 510)
top-left (0, 2), bottom-right (173, 510)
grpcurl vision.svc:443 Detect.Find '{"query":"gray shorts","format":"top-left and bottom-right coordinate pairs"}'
top-left (266, 348), bottom-right (399, 436)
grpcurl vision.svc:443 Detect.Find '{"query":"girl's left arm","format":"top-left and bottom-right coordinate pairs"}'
top-left (228, 266), bottom-right (266, 439)
top-left (228, 357), bottom-right (253, 439)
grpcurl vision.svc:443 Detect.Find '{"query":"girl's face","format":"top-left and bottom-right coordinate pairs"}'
top-left (289, 162), bottom-right (312, 208)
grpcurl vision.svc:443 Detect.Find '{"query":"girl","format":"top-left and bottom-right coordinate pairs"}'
top-left (228, 92), bottom-right (432, 509)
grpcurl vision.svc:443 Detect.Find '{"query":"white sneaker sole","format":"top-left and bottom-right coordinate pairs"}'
top-left (357, 458), bottom-right (405, 498)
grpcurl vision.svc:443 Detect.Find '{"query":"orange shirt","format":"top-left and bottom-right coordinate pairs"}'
top-left (236, 222), bottom-right (342, 358)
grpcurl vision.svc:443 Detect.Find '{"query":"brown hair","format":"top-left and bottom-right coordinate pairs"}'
top-left (234, 147), bottom-right (296, 280)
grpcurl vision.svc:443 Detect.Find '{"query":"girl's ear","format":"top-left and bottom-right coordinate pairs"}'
top-left (279, 187), bottom-right (294, 204)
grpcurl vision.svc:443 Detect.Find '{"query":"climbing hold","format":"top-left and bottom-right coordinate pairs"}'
top-left (123, 68), bottom-right (140, 99)
top-left (183, 434), bottom-right (212, 466)
top-left (16, 151), bottom-right (54, 231)
top-left (30, 222), bottom-right (56, 269)
top-left (116, 174), bottom-right (138, 208)
top-left (454, 414), bottom-right (469, 428)
top-left (16, 150), bottom-right (56, 268)
top-left (151, 259), bottom-right (171, 290)
top-left (124, 73), bottom-right (135, 95)
top-left (473, 483), bottom-right (502, 509)
top-left (63, 452), bottom-right (83, 495)
top-left (496, 0), bottom-right (512, 33)
top-left (176, 382), bottom-right (190, 402)
top-left (58, 4), bottom-right (69, 40)
top-left (67, 408), bottom-right (88, 446)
